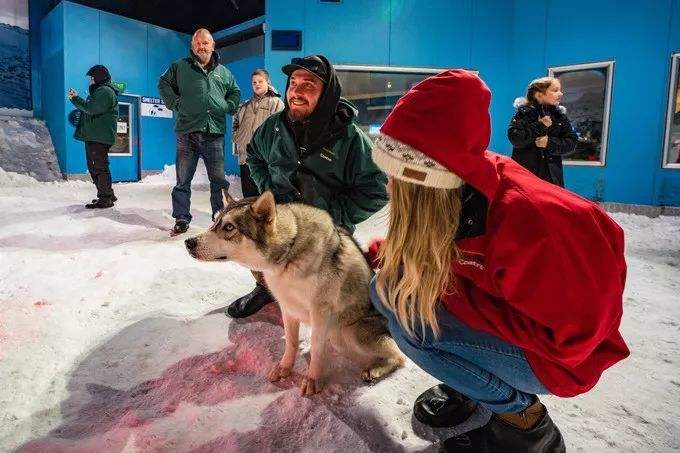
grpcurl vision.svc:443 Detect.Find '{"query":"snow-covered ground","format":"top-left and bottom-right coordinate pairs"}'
top-left (0, 167), bottom-right (679, 452)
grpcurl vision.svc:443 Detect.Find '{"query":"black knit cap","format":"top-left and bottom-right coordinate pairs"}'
top-left (282, 55), bottom-right (329, 83)
top-left (86, 65), bottom-right (111, 84)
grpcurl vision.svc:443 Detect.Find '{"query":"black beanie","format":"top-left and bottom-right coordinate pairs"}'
top-left (86, 65), bottom-right (111, 84)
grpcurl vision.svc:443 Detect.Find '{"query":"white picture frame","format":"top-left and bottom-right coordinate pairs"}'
top-left (549, 61), bottom-right (615, 167)
top-left (662, 53), bottom-right (680, 169)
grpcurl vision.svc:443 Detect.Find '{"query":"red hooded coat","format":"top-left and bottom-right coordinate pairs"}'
top-left (371, 70), bottom-right (629, 397)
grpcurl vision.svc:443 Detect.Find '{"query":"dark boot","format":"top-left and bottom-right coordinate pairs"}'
top-left (226, 283), bottom-right (273, 318)
top-left (85, 198), bottom-right (114, 209)
top-left (92, 195), bottom-right (117, 203)
top-left (414, 384), bottom-right (478, 428)
top-left (172, 220), bottom-right (189, 235)
top-left (441, 398), bottom-right (565, 453)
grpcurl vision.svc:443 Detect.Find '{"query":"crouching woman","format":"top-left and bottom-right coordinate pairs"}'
top-left (367, 70), bottom-right (629, 452)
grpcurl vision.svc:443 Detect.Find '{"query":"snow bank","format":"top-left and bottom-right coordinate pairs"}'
top-left (0, 116), bottom-right (62, 182)
top-left (0, 166), bottom-right (41, 187)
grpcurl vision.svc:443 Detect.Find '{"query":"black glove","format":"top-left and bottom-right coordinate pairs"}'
top-left (273, 191), bottom-right (302, 204)
top-left (292, 166), bottom-right (320, 205)
top-left (68, 109), bottom-right (81, 127)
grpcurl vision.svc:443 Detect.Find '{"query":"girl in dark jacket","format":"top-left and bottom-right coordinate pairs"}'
top-left (508, 77), bottom-right (577, 187)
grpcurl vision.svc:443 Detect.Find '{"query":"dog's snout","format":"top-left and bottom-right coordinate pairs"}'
top-left (185, 237), bottom-right (198, 252)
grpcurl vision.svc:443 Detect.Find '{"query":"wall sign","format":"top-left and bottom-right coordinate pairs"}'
top-left (141, 96), bottom-right (172, 118)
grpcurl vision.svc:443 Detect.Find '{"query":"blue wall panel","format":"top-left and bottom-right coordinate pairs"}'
top-left (99, 13), bottom-right (148, 95)
top-left (29, 0), bottom-right (53, 118)
top-left (143, 26), bottom-right (189, 171)
top-left (468, 0), bottom-right (513, 154)
top-left (39, 2), bottom-right (65, 173)
top-left (305, 0), bottom-right (389, 66)
top-left (264, 0), bottom-right (305, 99)
top-left (63, 1), bottom-right (100, 174)
top-left (389, 0), bottom-right (472, 68)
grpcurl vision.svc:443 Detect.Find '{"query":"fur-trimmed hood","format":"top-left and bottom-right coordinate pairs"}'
top-left (513, 97), bottom-right (567, 114)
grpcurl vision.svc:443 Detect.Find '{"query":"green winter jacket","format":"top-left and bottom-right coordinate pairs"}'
top-left (246, 103), bottom-right (388, 232)
top-left (71, 82), bottom-right (120, 146)
top-left (158, 51), bottom-right (240, 134)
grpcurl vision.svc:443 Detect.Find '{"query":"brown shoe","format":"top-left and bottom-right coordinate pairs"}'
top-left (441, 398), bottom-right (565, 453)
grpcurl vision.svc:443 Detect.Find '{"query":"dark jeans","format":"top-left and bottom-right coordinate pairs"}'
top-left (239, 163), bottom-right (260, 198)
top-left (369, 275), bottom-right (548, 413)
top-left (85, 142), bottom-right (114, 200)
top-left (171, 132), bottom-right (229, 223)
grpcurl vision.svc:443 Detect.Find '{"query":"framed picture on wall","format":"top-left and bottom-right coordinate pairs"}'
top-left (335, 65), bottom-right (468, 139)
top-left (549, 61), bottom-right (614, 166)
top-left (662, 53), bottom-right (680, 169)
top-left (0, 0), bottom-right (32, 115)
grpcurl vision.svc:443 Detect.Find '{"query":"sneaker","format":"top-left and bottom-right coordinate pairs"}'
top-left (413, 384), bottom-right (478, 428)
top-left (85, 198), bottom-right (114, 209)
top-left (226, 283), bottom-right (273, 318)
top-left (172, 220), bottom-right (189, 235)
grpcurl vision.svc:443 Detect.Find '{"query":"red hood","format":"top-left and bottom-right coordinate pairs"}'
top-left (380, 69), bottom-right (501, 198)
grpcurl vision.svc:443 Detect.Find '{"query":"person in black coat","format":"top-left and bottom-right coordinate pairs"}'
top-left (508, 77), bottom-right (577, 187)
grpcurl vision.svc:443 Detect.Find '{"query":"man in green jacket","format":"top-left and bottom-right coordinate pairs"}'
top-left (226, 54), bottom-right (389, 319)
top-left (68, 64), bottom-right (120, 209)
top-left (158, 28), bottom-right (240, 235)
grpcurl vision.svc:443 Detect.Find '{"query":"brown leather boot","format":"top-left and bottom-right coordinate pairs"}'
top-left (498, 398), bottom-right (547, 430)
top-left (441, 398), bottom-right (565, 453)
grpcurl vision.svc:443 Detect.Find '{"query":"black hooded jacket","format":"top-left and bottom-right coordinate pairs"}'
top-left (508, 98), bottom-right (577, 187)
top-left (244, 57), bottom-right (388, 231)
top-left (282, 55), bottom-right (354, 158)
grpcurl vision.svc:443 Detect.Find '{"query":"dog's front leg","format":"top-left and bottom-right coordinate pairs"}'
top-left (301, 310), bottom-right (331, 396)
top-left (268, 310), bottom-right (299, 382)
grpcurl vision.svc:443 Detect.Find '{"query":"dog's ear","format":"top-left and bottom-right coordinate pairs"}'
top-left (222, 188), bottom-right (237, 208)
top-left (251, 191), bottom-right (276, 230)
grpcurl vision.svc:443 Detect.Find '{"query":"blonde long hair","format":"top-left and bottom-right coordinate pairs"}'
top-left (376, 177), bottom-right (463, 339)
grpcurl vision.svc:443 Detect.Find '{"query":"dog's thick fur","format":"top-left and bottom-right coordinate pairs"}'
top-left (185, 191), bottom-right (404, 395)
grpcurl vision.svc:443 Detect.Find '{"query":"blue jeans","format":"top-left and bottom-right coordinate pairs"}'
top-left (369, 275), bottom-right (548, 413)
top-left (171, 132), bottom-right (229, 223)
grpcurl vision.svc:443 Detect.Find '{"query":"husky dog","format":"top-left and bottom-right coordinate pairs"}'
top-left (185, 191), bottom-right (404, 395)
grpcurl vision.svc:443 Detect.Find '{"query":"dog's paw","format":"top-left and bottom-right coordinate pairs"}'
top-left (361, 368), bottom-right (377, 383)
top-left (267, 363), bottom-right (292, 382)
top-left (300, 376), bottom-right (322, 396)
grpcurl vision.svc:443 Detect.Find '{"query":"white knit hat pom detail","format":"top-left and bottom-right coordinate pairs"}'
top-left (372, 134), bottom-right (464, 189)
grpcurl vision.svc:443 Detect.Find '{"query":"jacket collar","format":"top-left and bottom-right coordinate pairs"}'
top-left (189, 50), bottom-right (219, 72)
top-left (455, 184), bottom-right (488, 240)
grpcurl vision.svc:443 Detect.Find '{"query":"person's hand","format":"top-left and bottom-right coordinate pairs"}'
top-left (67, 88), bottom-right (77, 99)
top-left (539, 115), bottom-right (552, 127)
top-left (535, 136), bottom-right (548, 148)
top-left (293, 167), bottom-right (319, 204)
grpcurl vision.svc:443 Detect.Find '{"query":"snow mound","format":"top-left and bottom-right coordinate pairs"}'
top-left (0, 166), bottom-right (40, 187)
top-left (0, 116), bottom-right (62, 181)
